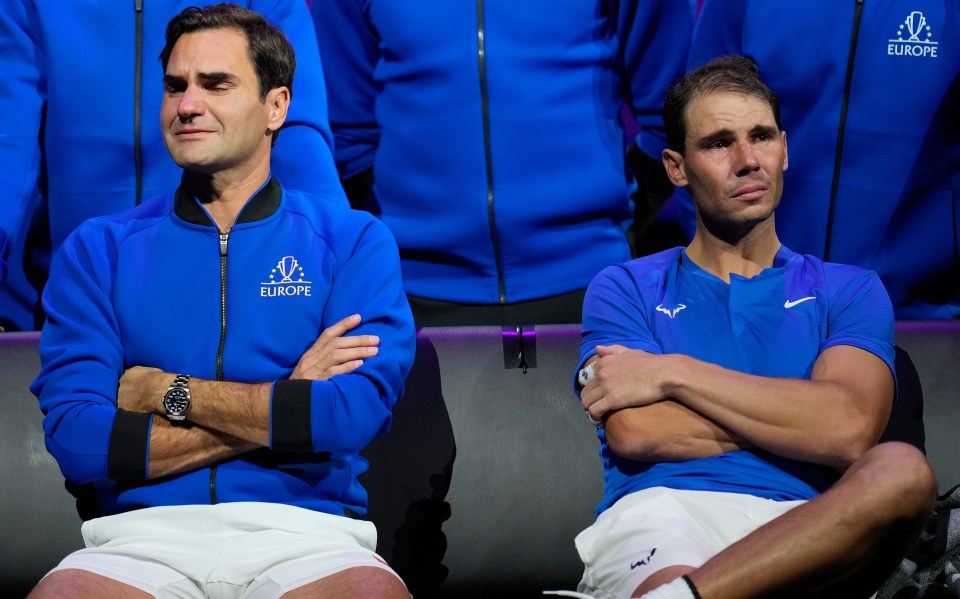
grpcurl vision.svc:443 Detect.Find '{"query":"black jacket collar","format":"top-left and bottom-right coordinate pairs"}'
top-left (173, 175), bottom-right (282, 227)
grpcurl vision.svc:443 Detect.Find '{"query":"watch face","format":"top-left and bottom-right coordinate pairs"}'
top-left (164, 388), bottom-right (190, 414)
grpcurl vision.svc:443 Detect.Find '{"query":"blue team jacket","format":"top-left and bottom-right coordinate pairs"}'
top-left (0, 1), bottom-right (346, 328)
top-left (311, 0), bottom-right (693, 303)
top-left (31, 178), bottom-right (415, 518)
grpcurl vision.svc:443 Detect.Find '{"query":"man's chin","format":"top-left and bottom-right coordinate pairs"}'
top-left (170, 155), bottom-right (221, 174)
top-left (700, 208), bottom-right (776, 243)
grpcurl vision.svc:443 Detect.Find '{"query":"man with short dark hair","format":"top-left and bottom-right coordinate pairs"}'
top-left (29, 5), bottom-right (414, 598)
top-left (674, 1), bottom-right (960, 320)
top-left (0, 0), bottom-right (344, 333)
top-left (573, 55), bottom-right (936, 599)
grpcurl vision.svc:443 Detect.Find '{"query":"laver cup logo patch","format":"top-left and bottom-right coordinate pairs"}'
top-left (261, 255), bottom-right (313, 297)
top-left (888, 11), bottom-right (939, 58)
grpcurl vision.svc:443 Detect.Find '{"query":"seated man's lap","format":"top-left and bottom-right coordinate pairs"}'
top-left (47, 502), bottom-right (403, 598)
top-left (575, 487), bottom-right (804, 598)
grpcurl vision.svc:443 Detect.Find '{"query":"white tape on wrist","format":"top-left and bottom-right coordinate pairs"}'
top-left (577, 362), bottom-right (596, 387)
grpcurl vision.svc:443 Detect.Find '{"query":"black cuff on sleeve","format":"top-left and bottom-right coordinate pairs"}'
top-left (271, 380), bottom-right (313, 452)
top-left (107, 409), bottom-right (152, 481)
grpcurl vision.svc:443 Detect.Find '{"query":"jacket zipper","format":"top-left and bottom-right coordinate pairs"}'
top-left (134, 0), bottom-right (144, 205)
top-left (209, 228), bottom-right (231, 504)
top-left (476, 0), bottom-right (506, 304)
top-left (825, 0), bottom-right (864, 261)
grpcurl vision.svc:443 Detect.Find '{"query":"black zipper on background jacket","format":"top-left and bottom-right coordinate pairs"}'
top-left (209, 228), bottom-right (231, 504)
top-left (134, 0), bottom-right (144, 205)
top-left (825, 0), bottom-right (864, 261)
top-left (476, 0), bottom-right (507, 304)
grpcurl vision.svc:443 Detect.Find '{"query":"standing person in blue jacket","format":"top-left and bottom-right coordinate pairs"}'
top-left (0, 0), bottom-right (347, 333)
top-left (675, 0), bottom-right (960, 320)
top-left (573, 55), bottom-right (934, 599)
top-left (29, 5), bottom-right (415, 597)
top-left (310, 0), bottom-right (693, 326)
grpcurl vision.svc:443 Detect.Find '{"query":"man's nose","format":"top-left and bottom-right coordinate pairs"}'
top-left (178, 86), bottom-right (204, 120)
top-left (734, 142), bottom-right (760, 175)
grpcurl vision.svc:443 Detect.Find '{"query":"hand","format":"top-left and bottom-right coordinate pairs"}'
top-left (580, 345), bottom-right (669, 422)
top-left (291, 314), bottom-right (379, 380)
top-left (118, 365), bottom-right (167, 414)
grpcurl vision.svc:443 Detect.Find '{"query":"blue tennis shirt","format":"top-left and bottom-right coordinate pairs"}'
top-left (577, 246), bottom-right (896, 515)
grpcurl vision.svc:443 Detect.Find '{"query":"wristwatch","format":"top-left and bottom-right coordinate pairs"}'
top-left (162, 374), bottom-right (192, 422)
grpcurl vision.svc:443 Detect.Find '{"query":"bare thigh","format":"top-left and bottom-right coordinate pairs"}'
top-left (28, 568), bottom-right (153, 599)
top-left (281, 566), bottom-right (409, 599)
top-left (631, 565), bottom-right (696, 598)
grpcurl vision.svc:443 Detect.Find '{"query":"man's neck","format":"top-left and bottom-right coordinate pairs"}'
top-left (183, 164), bottom-right (271, 232)
top-left (686, 219), bottom-right (781, 283)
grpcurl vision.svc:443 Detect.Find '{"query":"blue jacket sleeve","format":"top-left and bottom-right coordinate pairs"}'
top-left (30, 226), bottom-right (152, 484)
top-left (0, 0), bottom-right (45, 285)
top-left (310, 0), bottom-right (381, 178)
top-left (687, 0), bottom-right (749, 70)
top-left (255, 0), bottom-right (348, 205)
top-left (618, 0), bottom-right (694, 158)
top-left (269, 216), bottom-right (415, 454)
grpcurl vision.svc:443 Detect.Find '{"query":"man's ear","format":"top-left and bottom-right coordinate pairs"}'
top-left (662, 148), bottom-right (688, 187)
top-left (265, 86), bottom-right (290, 135)
top-left (781, 130), bottom-right (788, 172)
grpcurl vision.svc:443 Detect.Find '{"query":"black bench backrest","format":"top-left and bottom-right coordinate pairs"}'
top-left (3, 322), bottom-right (958, 598)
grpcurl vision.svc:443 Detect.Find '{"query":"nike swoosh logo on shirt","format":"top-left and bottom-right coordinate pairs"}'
top-left (784, 296), bottom-right (816, 309)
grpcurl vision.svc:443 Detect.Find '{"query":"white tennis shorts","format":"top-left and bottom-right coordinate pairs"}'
top-left (47, 502), bottom-right (404, 598)
top-left (575, 487), bottom-right (805, 599)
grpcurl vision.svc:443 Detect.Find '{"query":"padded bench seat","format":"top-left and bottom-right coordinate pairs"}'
top-left (1, 322), bottom-right (958, 597)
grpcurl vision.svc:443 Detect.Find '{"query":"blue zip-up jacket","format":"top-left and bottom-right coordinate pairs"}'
top-left (31, 178), bottom-right (415, 518)
top-left (0, 0), bottom-right (347, 330)
top-left (311, 0), bottom-right (693, 304)
top-left (676, 0), bottom-right (960, 319)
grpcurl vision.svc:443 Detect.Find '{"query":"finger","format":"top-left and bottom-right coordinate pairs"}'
top-left (587, 397), bottom-right (610, 422)
top-left (326, 360), bottom-right (364, 378)
top-left (319, 314), bottom-right (362, 340)
top-left (331, 334), bottom-right (380, 349)
top-left (333, 346), bottom-right (379, 364)
top-left (580, 382), bottom-right (599, 410)
top-left (595, 344), bottom-right (628, 356)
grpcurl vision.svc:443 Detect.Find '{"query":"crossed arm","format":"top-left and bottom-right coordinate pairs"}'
top-left (580, 343), bottom-right (894, 471)
top-left (117, 314), bottom-right (379, 479)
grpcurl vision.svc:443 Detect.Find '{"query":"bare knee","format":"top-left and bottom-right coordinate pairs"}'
top-left (845, 442), bottom-right (937, 523)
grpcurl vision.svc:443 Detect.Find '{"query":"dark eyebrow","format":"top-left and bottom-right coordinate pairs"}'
top-left (751, 124), bottom-right (779, 138)
top-left (163, 74), bottom-right (187, 89)
top-left (696, 129), bottom-right (735, 148)
top-left (163, 72), bottom-right (236, 88)
top-left (198, 72), bottom-right (236, 84)
top-left (695, 124), bottom-right (779, 148)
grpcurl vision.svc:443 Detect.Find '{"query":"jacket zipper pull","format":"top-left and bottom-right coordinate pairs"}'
top-left (219, 231), bottom-right (229, 256)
